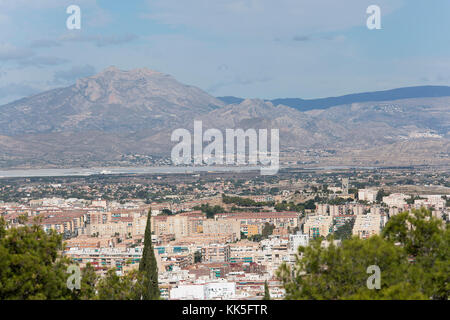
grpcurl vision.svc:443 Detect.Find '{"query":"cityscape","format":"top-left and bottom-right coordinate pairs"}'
top-left (1, 166), bottom-right (448, 299)
top-left (0, 0), bottom-right (448, 306)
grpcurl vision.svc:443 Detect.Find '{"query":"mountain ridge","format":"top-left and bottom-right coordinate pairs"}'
top-left (0, 67), bottom-right (448, 169)
top-left (0, 67), bottom-right (225, 135)
top-left (217, 85), bottom-right (450, 112)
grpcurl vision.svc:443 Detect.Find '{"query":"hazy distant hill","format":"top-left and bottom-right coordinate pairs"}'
top-left (0, 67), bottom-right (448, 169)
top-left (218, 85), bottom-right (450, 112)
top-left (202, 97), bottom-right (449, 149)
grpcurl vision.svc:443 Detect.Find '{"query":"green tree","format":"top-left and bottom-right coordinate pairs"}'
top-left (71, 263), bottom-right (98, 300)
top-left (193, 204), bottom-right (225, 219)
top-left (303, 199), bottom-right (316, 210)
top-left (376, 189), bottom-right (389, 203)
top-left (248, 234), bottom-right (263, 242)
top-left (263, 280), bottom-right (271, 300)
top-left (0, 220), bottom-right (73, 300)
top-left (444, 196), bottom-right (450, 208)
top-left (333, 219), bottom-right (355, 240)
top-left (262, 223), bottom-right (275, 239)
top-left (382, 208), bottom-right (449, 300)
top-left (139, 209), bottom-right (160, 300)
top-left (161, 209), bottom-right (173, 216)
top-left (96, 269), bottom-right (143, 300)
top-left (194, 250), bottom-right (202, 263)
top-left (278, 236), bottom-right (424, 300)
top-left (0, 217), bottom-right (5, 238)
top-left (278, 208), bottom-right (448, 300)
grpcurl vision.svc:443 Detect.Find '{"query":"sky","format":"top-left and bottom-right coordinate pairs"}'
top-left (0, 0), bottom-right (449, 105)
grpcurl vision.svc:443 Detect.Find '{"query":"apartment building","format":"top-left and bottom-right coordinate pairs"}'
top-left (88, 220), bottom-right (132, 238)
top-left (358, 189), bottom-right (378, 202)
top-left (316, 203), bottom-right (328, 215)
top-left (64, 246), bottom-right (143, 275)
top-left (383, 193), bottom-right (409, 208)
top-left (152, 215), bottom-right (190, 239)
top-left (415, 195), bottom-right (446, 210)
top-left (316, 203), bottom-right (365, 216)
top-left (170, 282), bottom-right (236, 300)
top-left (201, 244), bottom-right (231, 263)
top-left (40, 211), bottom-right (86, 235)
top-left (241, 223), bottom-right (260, 237)
top-left (333, 215), bottom-right (355, 228)
top-left (352, 214), bottom-right (381, 239)
top-left (352, 204), bottom-right (365, 215)
top-left (215, 212), bottom-right (300, 231)
top-left (87, 211), bottom-right (111, 225)
top-left (64, 235), bottom-right (113, 249)
top-left (257, 237), bottom-right (294, 276)
top-left (228, 240), bottom-right (260, 264)
top-left (202, 219), bottom-right (241, 240)
top-left (289, 232), bottom-right (309, 251)
top-left (303, 215), bottom-right (333, 239)
top-left (172, 233), bottom-right (236, 245)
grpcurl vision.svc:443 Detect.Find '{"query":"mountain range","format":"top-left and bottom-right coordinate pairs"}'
top-left (218, 85), bottom-right (450, 112)
top-left (0, 66), bottom-right (448, 169)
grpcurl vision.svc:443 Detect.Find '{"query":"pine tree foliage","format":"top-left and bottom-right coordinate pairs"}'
top-left (139, 209), bottom-right (160, 300)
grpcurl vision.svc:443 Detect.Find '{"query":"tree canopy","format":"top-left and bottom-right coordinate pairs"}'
top-left (138, 209), bottom-right (160, 300)
top-left (0, 215), bottom-right (159, 300)
top-left (263, 280), bottom-right (271, 300)
top-left (0, 217), bottom-right (73, 300)
top-left (96, 269), bottom-right (144, 300)
top-left (278, 208), bottom-right (449, 300)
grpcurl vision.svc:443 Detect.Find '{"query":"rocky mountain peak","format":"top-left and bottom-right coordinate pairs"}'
top-left (76, 66), bottom-right (166, 88)
top-left (94, 66), bottom-right (164, 79)
top-left (71, 66), bottom-right (222, 107)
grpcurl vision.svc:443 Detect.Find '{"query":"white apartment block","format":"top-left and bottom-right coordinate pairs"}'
top-left (383, 193), bottom-right (409, 208)
top-left (170, 282), bottom-right (236, 300)
top-left (201, 244), bottom-right (230, 263)
top-left (414, 195), bottom-right (446, 210)
top-left (202, 220), bottom-right (241, 240)
top-left (228, 241), bottom-right (260, 264)
top-left (64, 246), bottom-right (143, 275)
top-left (370, 206), bottom-right (383, 215)
top-left (152, 215), bottom-right (190, 239)
top-left (289, 232), bottom-right (309, 252)
top-left (316, 203), bottom-right (328, 215)
top-left (352, 214), bottom-right (381, 239)
top-left (352, 204), bottom-right (365, 215)
top-left (205, 282), bottom-right (236, 299)
top-left (329, 205), bottom-right (340, 216)
top-left (358, 189), bottom-right (378, 202)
